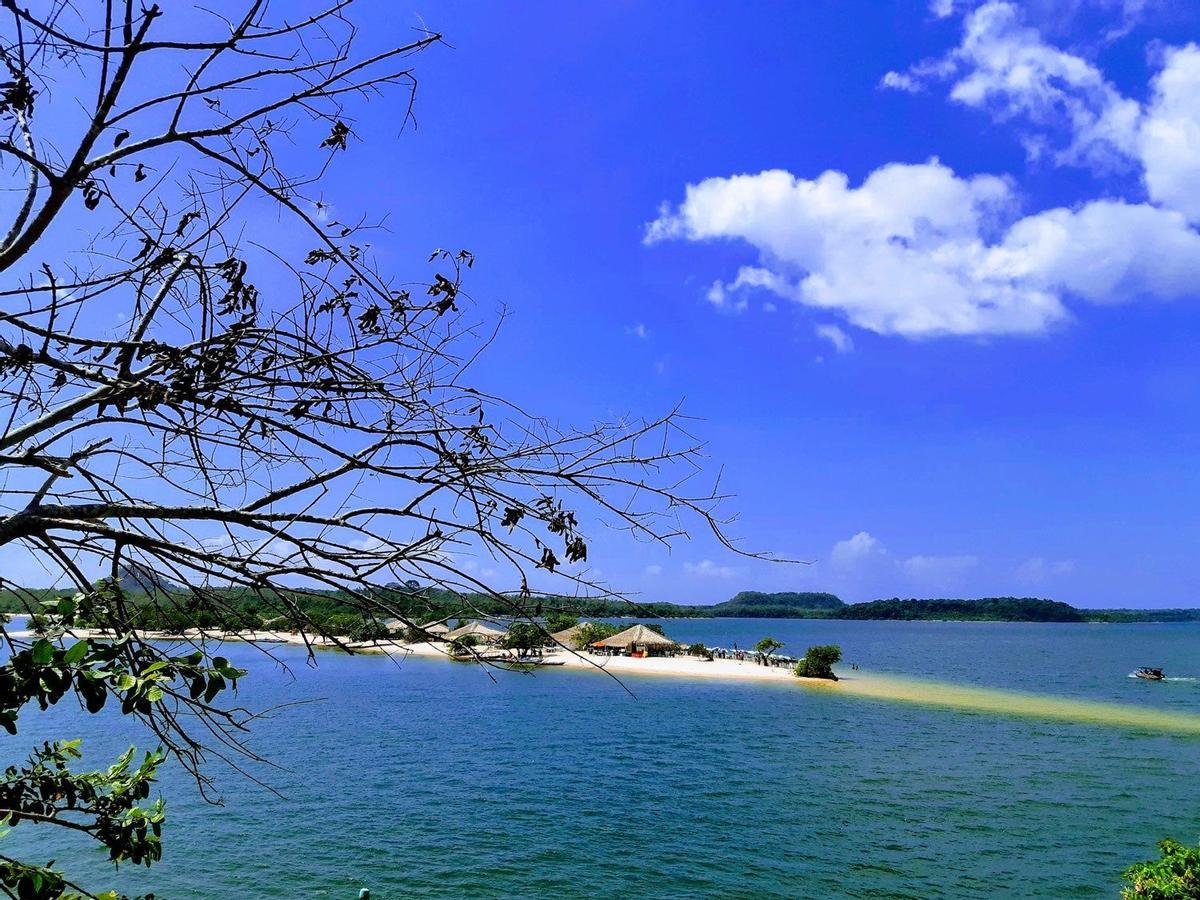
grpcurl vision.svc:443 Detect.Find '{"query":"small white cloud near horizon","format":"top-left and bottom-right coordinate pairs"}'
top-left (902, 554), bottom-right (979, 588)
top-left (816, 323), bottom-right (854, 353)
top-left (644, 564), bottom-right (663, 576)
top-left (684, 559), bottom-right (738, 578)
top-left (1015, 556), bottom-right (1076, 584)
top-left (831, 531), bottom-right (886, 568)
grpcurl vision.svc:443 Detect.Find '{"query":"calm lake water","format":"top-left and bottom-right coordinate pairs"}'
top-left (8, 619), bottom-right (1200, 898)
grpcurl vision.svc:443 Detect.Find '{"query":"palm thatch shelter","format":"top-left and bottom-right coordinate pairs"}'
top-left (549, 623), bottom-right (586, 649)
top-left (419, 620), bottom-right (451, 637)
top-left (444, 621), bottom-right (505, 643)
top-left (594, 624), bottom-right (677, 656)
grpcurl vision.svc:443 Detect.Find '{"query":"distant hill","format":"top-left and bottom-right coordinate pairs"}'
top-left (835, 597), bottom-right (1086, 623)
top-left (706, 591), bottom-right (845, 618)
top-left (117, 562), bottom-right (180, 594)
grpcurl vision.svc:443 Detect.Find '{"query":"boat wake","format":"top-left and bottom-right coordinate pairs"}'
top-left (1126, 672), bottom-right (1199, 682)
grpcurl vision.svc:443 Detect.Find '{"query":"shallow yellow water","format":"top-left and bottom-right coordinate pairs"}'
top-left (803, 670), bottom-right (1200, 735)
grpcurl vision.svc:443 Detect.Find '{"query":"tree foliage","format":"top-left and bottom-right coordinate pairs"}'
top-left (499, 622), bottom-right (547, 654)
top-left (753, 637), bottom-right (784, 659)
top-left (572, 621), bottom-right (622, 649)
top-left (1121, 839), bottom-right (1200, 899)
top-left (544, 612), bottom-right (578, 634)
top-left (794, 645), bottom-right (842, 680)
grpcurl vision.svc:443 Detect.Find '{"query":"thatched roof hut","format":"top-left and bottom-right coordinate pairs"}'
top-left (549, 623), bottom-right (585, 648)
top-left (444, 621), bottom-right (505, 642)
top-left (419, 620), bottom-right (451, 636)
top-left (594, 624), bottom-right (676, 650)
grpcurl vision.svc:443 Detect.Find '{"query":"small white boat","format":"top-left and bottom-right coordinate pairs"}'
top-left (1133, 667), bottom-right (1165, 681)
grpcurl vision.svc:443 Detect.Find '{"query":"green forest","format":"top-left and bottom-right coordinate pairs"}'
top-left (5, 584), bottom-right (1198, 635)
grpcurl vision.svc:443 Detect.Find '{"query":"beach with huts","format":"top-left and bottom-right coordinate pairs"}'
top-left (12, 614), bottom-right (1200, 734)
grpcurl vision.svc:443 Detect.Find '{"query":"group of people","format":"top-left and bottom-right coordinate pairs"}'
top-left (707, 646), bottom-right (796, 668)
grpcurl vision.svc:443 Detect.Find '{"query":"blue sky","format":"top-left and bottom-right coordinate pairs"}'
top-left (10, 0), bottom-right (1200, 607)
top-left (319, 0), bottom-right (1200, 607)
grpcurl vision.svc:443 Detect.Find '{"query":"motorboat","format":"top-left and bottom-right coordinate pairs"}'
top-left (1133, 667), bottom-right (1166, 681)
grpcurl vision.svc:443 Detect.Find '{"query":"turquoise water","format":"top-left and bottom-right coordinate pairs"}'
top-left (7, 620), bottom-right (1200, 898)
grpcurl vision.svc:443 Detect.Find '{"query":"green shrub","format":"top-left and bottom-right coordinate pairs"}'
top-left (448, 634), bottom-right (480, 656)
top-left (1122, 839), bottom-right (1200, 898)
top-left (794, 645), bottom-right (842, 680)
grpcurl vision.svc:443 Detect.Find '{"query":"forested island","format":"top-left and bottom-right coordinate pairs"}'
top-left (4, 582), bottom-right (1198, 635)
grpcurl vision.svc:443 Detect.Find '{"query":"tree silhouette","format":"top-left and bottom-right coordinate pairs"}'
top-left (0, 3), bottom-right (750, 895)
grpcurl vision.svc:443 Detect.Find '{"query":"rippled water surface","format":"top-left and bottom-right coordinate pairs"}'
top-left (8, 620), bottom-right (1200, 898)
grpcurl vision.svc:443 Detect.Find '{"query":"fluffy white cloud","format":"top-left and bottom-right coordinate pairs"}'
top-left (831, 531), bottom-right (886, 568)
top-left (937, 2), bottom-right (1141, 168)
top-left (880, 70), bottom-right (921, 93)
top-left (647, 161), bottom-right (1200, 337)
top-left (815, 323), bottom-right (854, 353)
top-left (894, 3), bottom-right (1200, 222)
top-left (1141, 45), bottom-right (1200, 222)
top-left (650, 2), bottom-right (1200, 341)
top-left (683, 559), bottom-right (737, 578)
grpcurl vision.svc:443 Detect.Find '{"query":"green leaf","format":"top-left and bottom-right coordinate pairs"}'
top-left (30, 639), bottom-right (54, 666)
top-left (63, 639), bottom-right (89, 665)
top-left (114, 673), bottom-right (136, 691)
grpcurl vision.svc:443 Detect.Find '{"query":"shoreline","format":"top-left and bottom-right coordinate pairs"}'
top-left (13, 626), bottom-right (1200, 736)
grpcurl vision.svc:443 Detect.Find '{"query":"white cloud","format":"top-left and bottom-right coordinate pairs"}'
top-left (647, 161), bottom-right (1200, 338)
top-left (1015, 556), bottom-right (1076, 583)
top-left (936, 2), bottom-right (1142, 169)
top-left (683, 559), bottom-right (737, 578)
top-left (881, 70), bottom-right (922, 93)
top-left (644, 564), bottom-right (663, 576)
top-left (625, 322), bottom-right (650, 339)
top-left (897, 3), bottom-right (1200, 215)
top-left (704, 279), bottom-right (748, 313)
top-left (930, 0), bottom-right (956, 19)
top-left (831, 531), bottom-right (886, 568)
top-left (815, 323), bottom-right (854, 353)
top-left (902, 554), bottom-right (979, 587)
top-left (649, 2), bottom-right (1200, 342)
top-left (1141, 45), bottom-right (1200, 223)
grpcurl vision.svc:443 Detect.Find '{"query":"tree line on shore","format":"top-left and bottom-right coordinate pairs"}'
top-left (7, 586), bottom-right (1197, 636)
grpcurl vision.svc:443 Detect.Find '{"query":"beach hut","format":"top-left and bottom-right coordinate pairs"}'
top-left (418, 620), bottom-right (451, 638)
top-left (593, 624), bottom-right (677, 657)
top-left (444, 621), bottom-right (505, 644)
top-left (549, 623), bottom-right (586, 649)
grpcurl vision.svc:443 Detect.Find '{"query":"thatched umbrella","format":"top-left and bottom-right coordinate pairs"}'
top-left (419, 620), bottom-right (451, 636)
top-left (444, 621), bottom-right (505, 643)
top-left (594, 624), bottom-right (676, 651)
